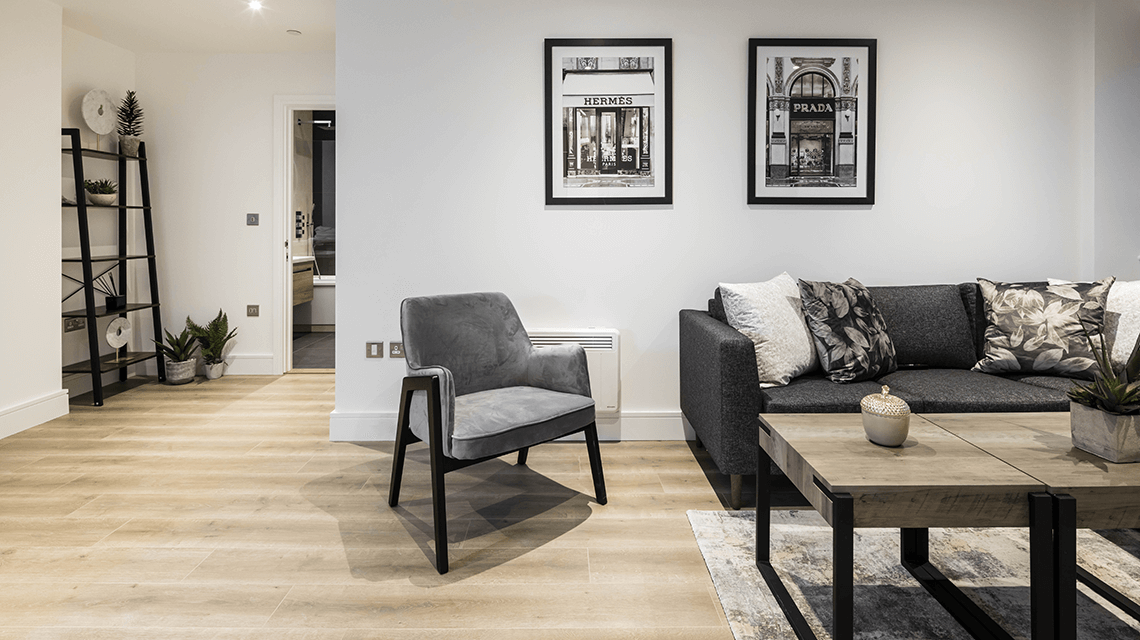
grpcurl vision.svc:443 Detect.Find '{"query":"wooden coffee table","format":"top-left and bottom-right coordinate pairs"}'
top-left (756, 413), bottom-right (1057, 640)
top-left (926, 412), bottom-right (1140, 640)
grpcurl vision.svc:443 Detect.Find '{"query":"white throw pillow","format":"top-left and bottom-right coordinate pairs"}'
top-left (1049, 278), bottom-right (1140, 371)
top-left (719, 273), bottom-right (818, 387)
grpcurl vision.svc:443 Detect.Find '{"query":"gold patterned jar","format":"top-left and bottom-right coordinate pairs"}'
top-left (860, 385), bottom-right (911, 447)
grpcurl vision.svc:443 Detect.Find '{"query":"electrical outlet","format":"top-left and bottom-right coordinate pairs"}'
top-left (247, 305), bottom-right (259, 317)
top-left (246, 213), bottom-right (259, 226)
top-left (389, 342), bottom-right (405, 358)
top-left (365, 342), bottom-right (384, 358)
top-left (63, 317), bottom-right (86, 333)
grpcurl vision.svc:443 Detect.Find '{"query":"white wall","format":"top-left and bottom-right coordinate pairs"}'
top-left (0, 0), bottom-right (67, 437)
top-left (60, 26), bottom-right (139, 400)
top-left (136, 52), bottom-right (335, 374)
top-left (333, 0), bottom-right (1097, 441)
top-left (1094, 0), bottom-right (1140, 280)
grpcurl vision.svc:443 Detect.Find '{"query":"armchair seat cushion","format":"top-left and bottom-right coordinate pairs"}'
top-left (451, 386), bottom-right (595, 460)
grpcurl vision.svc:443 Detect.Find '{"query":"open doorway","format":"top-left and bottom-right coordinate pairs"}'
top-left (290, 109), bottom-right (336, 370)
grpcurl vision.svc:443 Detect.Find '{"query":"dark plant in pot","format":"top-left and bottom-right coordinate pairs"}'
top-left (187, 309), bottom-right (237, 380)
top-left (1067, 323), bottom-right (1140, 462)
top-left (155, 327), bottom-right (198, 385)
top-left (83, 179), bottom-right (117, 206)
top-left (117, 90), bottom-right (144, 156)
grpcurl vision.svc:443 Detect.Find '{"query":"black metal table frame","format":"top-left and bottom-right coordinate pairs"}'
top-left (754, 440), bottom-right (1060, 640)
top-left (1047, 492), bottom-right (1140, 640)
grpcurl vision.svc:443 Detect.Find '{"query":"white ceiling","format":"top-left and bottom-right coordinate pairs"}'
top-left (53, 0), bottom-right (335, 54)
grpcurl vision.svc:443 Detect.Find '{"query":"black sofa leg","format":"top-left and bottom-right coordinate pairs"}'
top-left (584, 422), bottom-right (607, 505)
top-left (730, 474), bottom-right (743, 510)
top-left (517, 447), bottom-right (529, 466)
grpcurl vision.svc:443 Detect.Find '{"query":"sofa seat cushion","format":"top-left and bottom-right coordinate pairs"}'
top-left (1006, 374), bottom-right (1081, 394)
top-left (867, 284), bottom-right (977, 369)
top-left (879, 369), bottom-right (1069, 412)
top-left (761, 375), bottom-right (899, 413)
top-left (451, 386), bottom-right (595, 460)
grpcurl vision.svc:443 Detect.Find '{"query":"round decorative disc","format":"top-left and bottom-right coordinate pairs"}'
top-left (106, 317), bottom-right (132, 349)
top-left (82, 89), bottom-right (116, 135)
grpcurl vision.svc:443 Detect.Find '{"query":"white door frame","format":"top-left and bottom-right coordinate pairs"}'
top-left (273, 94), bottom-right (336, 374)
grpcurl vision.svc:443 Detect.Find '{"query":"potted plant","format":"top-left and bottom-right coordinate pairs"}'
top-left (155, 327), bottom-right (198, 385)
top-left (1068, 325), bottom-right (1140, 462)
top-left (83, 179), bottom-right (117, 206)
top-left (117, 90), bottom-right (144, 156)
top-left (187, 309), bottom-right (237, 380)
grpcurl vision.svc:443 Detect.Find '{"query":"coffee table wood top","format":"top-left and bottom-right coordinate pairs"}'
top-left (759, 413), bottom-right (1044, 529)
top-left (924, 412), bottom-right (1140, 528)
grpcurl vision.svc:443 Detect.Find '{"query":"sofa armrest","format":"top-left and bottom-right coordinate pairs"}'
top-left (679, 309), bottom-right (763, 476)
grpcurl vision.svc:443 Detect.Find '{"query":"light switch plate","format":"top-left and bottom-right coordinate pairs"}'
top-left (247, 213), bottom-right (259, 226)
top-left (365, 342), bottom-right (384, 358)
top-left (247, 305), bottom-right (259, 317)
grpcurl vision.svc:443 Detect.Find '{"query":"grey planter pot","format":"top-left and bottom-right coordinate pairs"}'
top-left (1070, 401), bottom-right (1140, 463)
top-left (165, 358), bottom-right (197, 385)
top-left (119, 136), bottom-right (140, 157)
top-left (204, 362), bottom-right (225, 380)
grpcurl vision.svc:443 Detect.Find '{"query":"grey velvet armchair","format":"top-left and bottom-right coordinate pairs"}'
top-left (388, 291), bottom-right (607, 574)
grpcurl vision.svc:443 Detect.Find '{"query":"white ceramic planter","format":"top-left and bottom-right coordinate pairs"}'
top-left (204, 362), bottom-right (225, 380)
top-left (87, 192), bottom-right (116, 206)
top-left (1070, 401), bottom-right (1140, 463)
top-left (165, 358), bottom-right (197, 385)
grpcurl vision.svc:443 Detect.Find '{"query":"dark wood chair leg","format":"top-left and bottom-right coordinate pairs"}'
top-left (584, 422), bottom-right (607, 505)
top-left (517, 447), bottom-right (529, 466)
top-left (425, 376), bottom-right (449, 574)
top-left (388, 384), bottom-right (415, 508)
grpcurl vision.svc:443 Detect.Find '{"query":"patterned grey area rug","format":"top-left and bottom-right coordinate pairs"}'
top-left (689, 509), bottom-right (1140, 640)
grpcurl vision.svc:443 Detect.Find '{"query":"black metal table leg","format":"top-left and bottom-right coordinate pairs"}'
top-left (1051, 493), bottom-right (1076, 640)
top-left (1029, 492), bottom-right (1056, 640)
top-left (901, 524), bottom-right (1017, 640)
top-left (755, 439), bottom-right (818, 640)
top-left (831, 490), bottom-right (854, 640)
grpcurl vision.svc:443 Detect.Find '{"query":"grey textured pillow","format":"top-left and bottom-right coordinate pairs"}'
top-left (720, 273), bottom-right (818, 388)
top-left (798, 278), bottom-right (898, 383)
top-left (973, 278), bottom-right (1115, 380)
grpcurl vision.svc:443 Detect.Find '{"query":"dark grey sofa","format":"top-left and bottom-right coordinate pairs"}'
top-left (679, 282), bottom-right (1077, 508)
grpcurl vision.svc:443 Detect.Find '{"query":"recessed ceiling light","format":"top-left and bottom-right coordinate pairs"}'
top-left (286, 29), bottom-right (302, 36)
top-left (248, 1), bottom-right (263, 10)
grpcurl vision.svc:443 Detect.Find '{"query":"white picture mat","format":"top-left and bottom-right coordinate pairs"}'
top-left (752, 45), bottom-right (871, 200)
top-left (548, 44), bottom-right (669, 201)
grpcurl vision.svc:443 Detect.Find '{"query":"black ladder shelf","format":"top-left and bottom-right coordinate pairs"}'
top-left (62, 128), bottom-right (166, 405)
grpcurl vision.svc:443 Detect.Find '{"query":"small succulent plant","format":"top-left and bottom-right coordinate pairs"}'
top-left (154, 328), bottom-right (199, 363)
top-left (83, 179), bottom-right (117, 194)
top-left (1068, 322), bottom-right (1140, 415)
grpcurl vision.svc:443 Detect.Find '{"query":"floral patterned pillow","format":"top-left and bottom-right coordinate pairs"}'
top-left (972, 278), bottom-right (1115, 380)
top-left (798, 278), bottom-right (898, 383)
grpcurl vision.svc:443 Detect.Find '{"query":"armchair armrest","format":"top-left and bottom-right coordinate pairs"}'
top-left (526, 343), bottom-right (592, 398)
top-left (405, 365), bottom-right (456, 457)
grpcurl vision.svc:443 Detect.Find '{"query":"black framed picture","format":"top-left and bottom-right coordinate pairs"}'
top-left (748, 38), bottom-right (876, 205)
top-left (545, 38), bottom-right (672, 206)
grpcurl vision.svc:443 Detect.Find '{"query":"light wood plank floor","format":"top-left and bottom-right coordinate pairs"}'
top-left (0, 375), bottom-right (734, 638)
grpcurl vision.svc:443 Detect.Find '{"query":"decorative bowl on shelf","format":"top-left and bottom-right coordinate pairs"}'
top-left (87, 193), bottom-right (116, 206)
top-left (860, 385), bottom-right (911, 447)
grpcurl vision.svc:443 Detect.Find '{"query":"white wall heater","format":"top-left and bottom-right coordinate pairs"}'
top-left (529, 328), bottom-right (620, 415)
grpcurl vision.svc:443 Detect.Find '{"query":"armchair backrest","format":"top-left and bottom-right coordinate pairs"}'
top-left (400, 292), bottom-right (533, 396)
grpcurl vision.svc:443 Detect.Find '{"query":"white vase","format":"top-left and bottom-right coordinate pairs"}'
top-left (1070, 401), bottom-right (1140, 463)
top-left (204, 362), bottom-right (225, 380)
top-left (165, 358), bottom-right (196, 385)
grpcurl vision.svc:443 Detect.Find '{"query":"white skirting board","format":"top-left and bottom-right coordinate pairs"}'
top-left (328, 410), bottom-right (690, 442)
top-left (0, 390), bottom-right (69, 441)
